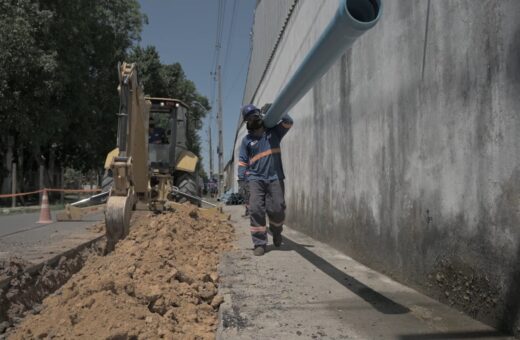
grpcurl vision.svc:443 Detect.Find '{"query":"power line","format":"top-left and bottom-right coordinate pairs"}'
top-left (208, 0), bottom-right (227, 137)
top-left (223, 52), bottom-right (250, 104)
top-left (213, 0), bottom-right (227, 72)
top-left (209, 0), bottom-right (227, 117)
top-left (223, 0), bottom-right (239, 84)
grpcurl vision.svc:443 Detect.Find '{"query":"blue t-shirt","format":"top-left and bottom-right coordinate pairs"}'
top-left (149, 127), bottom-right (166, 144)
top-left (238, 114), bottom-right (293, 182)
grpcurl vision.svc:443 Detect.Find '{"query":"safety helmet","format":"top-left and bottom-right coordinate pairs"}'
top-left (241, 104), bottom-right (260, 120)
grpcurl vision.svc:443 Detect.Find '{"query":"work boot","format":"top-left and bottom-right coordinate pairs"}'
top-left (253, 246), bottom-right (266, 256)
top-left (272, 233), bottom-right (282, 247)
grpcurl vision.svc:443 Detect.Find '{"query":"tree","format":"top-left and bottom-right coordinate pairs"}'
top-left (0, 0), bottom-right (57, 192)
top-left (0, 0), bottom-right (146, 194)
top-left (127, 47), bottom-right (211, 162)
top-left (0, 0), bottom-right (57, 146)
top-left (39, 0), bottom-right (146, 171)
top-left (127, 46), bottom-right (165, 97)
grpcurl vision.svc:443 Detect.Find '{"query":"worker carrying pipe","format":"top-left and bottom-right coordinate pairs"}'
top-left (238, 104), bottom-right (293, 256)
top-left (237, 0), bottom-right (382, 256)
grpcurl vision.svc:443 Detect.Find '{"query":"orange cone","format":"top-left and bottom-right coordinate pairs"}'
top-left (37, 189), bottom-right (53, 224)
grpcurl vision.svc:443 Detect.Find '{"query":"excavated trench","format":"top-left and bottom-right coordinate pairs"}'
top-left (0, 236), bottom-right (105, 335)
top-left (1, 204), bottom-right (234, 339)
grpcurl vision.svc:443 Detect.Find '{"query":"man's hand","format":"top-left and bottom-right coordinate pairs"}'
top-left (260, 103), bottom-right (272, 115)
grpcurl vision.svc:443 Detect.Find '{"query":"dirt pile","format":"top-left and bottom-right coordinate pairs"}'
top-left (8, 205), bottom-right (234, 339)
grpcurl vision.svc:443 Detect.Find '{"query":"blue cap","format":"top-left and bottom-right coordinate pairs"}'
top-left (240, 104), bottom-right (260, 119)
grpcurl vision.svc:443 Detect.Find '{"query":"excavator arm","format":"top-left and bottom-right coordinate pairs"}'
top-left (105, 62), bottom-right (150, 251)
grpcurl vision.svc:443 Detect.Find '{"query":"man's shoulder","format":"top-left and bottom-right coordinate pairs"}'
top-left (240, 135), bottom-right (250, 149)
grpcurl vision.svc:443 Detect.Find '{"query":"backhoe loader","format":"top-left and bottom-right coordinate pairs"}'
top-left (103, 62), bottom-right (201, 251)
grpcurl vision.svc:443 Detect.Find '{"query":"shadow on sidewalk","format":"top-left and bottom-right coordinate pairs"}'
top-left (267, 232), bottom-right (410, 315)
top-left (398, 330), bottom-right (507, 339)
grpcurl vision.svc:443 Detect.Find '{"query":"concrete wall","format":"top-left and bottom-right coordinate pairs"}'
top-left (236, 0), bottom-right (520, 332)
top-left (243, 0), bottom-right (296, 105)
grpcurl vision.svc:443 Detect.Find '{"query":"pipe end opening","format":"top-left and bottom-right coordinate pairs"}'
top-left (346, 0), bottom-right (380, 22)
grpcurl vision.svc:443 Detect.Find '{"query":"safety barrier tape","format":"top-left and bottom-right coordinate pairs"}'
top-left (0, 190), bottom-right (44, 199)
top-left (0, 188), bottom-right (101, 199)
top-left (46, 188), bottom-right (102, 193)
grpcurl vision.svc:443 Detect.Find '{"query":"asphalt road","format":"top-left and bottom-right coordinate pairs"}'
top-left (0, 211), bottom-right (104, 264)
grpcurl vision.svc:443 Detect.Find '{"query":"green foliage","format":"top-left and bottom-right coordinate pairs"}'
top-left (39, 0), bottom-right (146, 170)
top-left (127, 46), bottom-right (211, 160)
top-left (0, 0), bottom-right (146, 184)
top-left (0, 0), bottom-right (208, 188)
top-left (63, 167), bottom-right (98, 188)
top-left (0, 0), bottom-right (57, 146)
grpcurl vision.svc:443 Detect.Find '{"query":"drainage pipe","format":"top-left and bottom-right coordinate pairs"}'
top-left (263, 0), bottom-right (382, 128)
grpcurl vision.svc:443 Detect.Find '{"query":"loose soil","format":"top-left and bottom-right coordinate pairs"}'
top-left (7, 204), bottom-right (235, 339)
top-left (0, 258), bottom-right (31, 282)
top-left (1, 241), bottom-right (103, 332)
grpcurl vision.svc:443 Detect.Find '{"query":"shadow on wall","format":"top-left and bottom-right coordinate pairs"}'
top-left (267, 232), bottom-right (410, 315)
top-left (499, 240), bottom-right (520, 335)
top-left (495, 168), bottom-right (520, 335)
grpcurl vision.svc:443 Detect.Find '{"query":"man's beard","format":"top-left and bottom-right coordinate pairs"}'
top-left (247, 118), bottom-right (263, 130)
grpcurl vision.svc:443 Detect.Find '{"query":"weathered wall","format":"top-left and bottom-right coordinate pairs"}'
top-left (236, 0), bottom-right (520, 332)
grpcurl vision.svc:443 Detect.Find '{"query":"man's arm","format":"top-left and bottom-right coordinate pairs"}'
top-left (237, 138), bottom-right (249, 181)
top-left (272, 113), bottom-right (293, 139)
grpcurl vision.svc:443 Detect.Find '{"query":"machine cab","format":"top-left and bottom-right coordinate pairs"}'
top-left (146, 97), bottom-right (189, 173)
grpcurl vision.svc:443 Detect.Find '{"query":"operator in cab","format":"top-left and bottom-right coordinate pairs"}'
top-left (149, 118), bottom-right (166, 144)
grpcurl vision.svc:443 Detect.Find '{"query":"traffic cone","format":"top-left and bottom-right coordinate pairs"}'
top-left (37, 189), bottom-right (53, 224)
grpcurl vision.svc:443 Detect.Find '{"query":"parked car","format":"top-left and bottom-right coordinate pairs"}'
top-left (217, 191), bottom-right (232, 202)
top-left (225, 193), bottom-right (245, 206)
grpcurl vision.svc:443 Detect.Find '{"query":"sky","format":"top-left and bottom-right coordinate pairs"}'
top-left (137, 0), bottom-right (256, 178)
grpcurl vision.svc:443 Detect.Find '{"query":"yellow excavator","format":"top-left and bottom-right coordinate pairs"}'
top-left (57, 62), bottom-right (205, 240)
top-left (102, 62), bottom-right (202, 251)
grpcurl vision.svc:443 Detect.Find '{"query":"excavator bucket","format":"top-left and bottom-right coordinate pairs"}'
top-left (105, 193), bottom-right (133, 252)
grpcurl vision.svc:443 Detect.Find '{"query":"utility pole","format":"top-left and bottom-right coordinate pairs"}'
top-left (217, 65), bottom-right (224, 195)
top-left (207, 123), bottom-right (214, 179)
top-left (193, 100), bottom-right (214, 180)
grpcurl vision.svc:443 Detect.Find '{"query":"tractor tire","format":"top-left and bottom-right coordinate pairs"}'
top-left (174, 173), bottom-right (201, 206)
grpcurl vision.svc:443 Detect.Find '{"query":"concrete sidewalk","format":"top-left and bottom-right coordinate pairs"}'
top-left (217, 206), bottom-right (512, 340)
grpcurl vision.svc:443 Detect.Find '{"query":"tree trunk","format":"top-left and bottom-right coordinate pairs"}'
top-left (1, 135), bottom-right (14, 194)
top-left (17, 148), bottom-right (25, 206)
top-left (49, 146), bottom-right (56, 188)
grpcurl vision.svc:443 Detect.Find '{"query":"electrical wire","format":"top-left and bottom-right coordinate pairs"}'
top-left (223, 52), bottom-right (250, 103)
top-left (223, 0), bottom-right (238, 85)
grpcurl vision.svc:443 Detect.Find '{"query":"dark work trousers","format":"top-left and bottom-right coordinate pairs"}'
top-left (239, 182), bottom-right (250, 214)
top-left (248, 180), bottom-right (286, 247)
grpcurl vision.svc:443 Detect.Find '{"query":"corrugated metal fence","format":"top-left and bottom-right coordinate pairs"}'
top-left (242, 0), bottom-right (299, 106)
